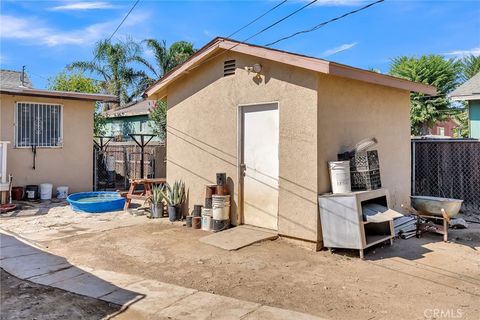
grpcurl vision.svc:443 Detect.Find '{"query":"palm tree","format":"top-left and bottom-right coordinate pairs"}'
top-left (136, 39), bottom-right (195, 79)
top-left (68, 39), bottom-right (147, 107)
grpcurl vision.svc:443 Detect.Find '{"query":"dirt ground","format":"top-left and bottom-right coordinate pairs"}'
top-left (38, 221), bottom-right (480, 320)
top-left (0, 269), bottom-right (120, 320)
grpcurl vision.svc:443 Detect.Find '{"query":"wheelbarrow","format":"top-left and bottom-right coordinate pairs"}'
top-left (403, 196), bottom-right (463, 242)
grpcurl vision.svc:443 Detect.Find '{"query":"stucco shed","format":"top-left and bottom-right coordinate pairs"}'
top-left (146, 38), bottom-right (436, 248)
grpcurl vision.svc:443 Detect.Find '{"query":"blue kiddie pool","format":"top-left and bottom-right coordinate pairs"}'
top-left (67, 192), bottom-right (125, 213)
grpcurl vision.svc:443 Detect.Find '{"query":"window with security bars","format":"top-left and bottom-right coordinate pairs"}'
top-left (15, 102), bottom-right (63, 147)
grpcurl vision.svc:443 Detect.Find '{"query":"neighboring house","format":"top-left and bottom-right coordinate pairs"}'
top-left (450, 72), bottom-right (480, 138)
top-left (429, 117), bottom-right (461, 137)
top-left (146, 37), bottom-right (436, 249)
top-left (0, 69), bottom-right (117, 193)
top-left (103, 99), bottom-right (159, 141)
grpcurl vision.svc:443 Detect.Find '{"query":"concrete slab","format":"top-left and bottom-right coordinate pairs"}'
top-left (0, 233), bottom-right (24, 248)
top-left (0, 244), bottom-right (40, 260)
top-left (199, 225), bottom-right (278, 251)
top-left (51, 272), bottom-right (120, 298)
top-left (99, 288), bottom-right (144, 305)
top-left (157, 291), bottom-right (261, 320)
top-left (28, 266), bottom-right (86, 286)
top-left (123, 280), bottom-right (197, 315)
top-left (0, 251), bottom-right (71, 279)
top-left (242, 306), bottom-right (325, 320)
top-left (90, 269), bottom-right (144, 288)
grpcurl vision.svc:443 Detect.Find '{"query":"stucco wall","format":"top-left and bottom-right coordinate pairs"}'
top-left (165, 52), bottom-right (319, 242)
top-left (317, 73), bottom-right (412, 211)
top-left (0, 94), bottom-right (94, 193)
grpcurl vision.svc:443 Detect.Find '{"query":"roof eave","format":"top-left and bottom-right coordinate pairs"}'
top-left (450, 94), bottom-right (480, 101)
top-left (0, 88), bottom-right (118, 102)
top-left (146, 37), bottom-right (437, 97)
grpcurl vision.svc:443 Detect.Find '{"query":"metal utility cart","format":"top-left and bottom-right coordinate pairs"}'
top-left (319, 189), bottom-right (394, 259)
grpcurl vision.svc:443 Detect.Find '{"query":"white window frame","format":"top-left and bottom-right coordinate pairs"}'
top-left (14, 102), bottom-right (64, 148)
top-left (437, 127), bottom-right (445, 136)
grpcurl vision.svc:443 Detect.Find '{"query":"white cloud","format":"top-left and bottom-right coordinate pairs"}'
top-left (322, 42), bottom-right (358, 57)
top-left (443, 47), bottom-right (480, 57)
top-left (0, 12), bottom-right (149, 46)
top-left (49, 2), bottom-right (115, 11)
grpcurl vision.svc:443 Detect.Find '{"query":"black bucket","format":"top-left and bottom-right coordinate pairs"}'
top-left (212, 219), bottom-right (229, 232)
top-left (193, 205), bottom-right (203, 217)
top-left (185, 216), bottom-right (193, 227)
top-left (25, 185), bottom-right (39, 200)
top-left (216, 173), bottom-right (227, 186)
top-left (205, 198), bottom-right (212, 209)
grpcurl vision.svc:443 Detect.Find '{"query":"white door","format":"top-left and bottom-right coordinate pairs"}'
top-left (240, 103), bottom-right (279, 230)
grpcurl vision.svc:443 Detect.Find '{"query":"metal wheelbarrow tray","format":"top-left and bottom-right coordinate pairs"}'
top-left (409, 196), bottom-right (463, 242)
top-left (410, 196), bottom-right (463, 219)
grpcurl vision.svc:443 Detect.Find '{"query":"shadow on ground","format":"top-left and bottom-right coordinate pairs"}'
top-left (0, 233), bottom-right (145, 319)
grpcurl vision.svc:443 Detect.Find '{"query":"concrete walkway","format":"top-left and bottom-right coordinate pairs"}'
top-left (0, 232), bottom-right (325, 320)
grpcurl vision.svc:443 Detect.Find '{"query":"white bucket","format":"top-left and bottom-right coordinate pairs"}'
top-left (202, 208), bottom-right (213, 216)
top-left (40, 183), bottom-right (53, 200)
top-left (106, 155), bottom-right (115, 171)
top-left (56, 186), bottom-right (69, 199)
top-left (212, 205), bottom-right (230, 220)
top-left (201, 214), bottom-right (212, 231)
top-left (328, 161), bottom-right (351, 194)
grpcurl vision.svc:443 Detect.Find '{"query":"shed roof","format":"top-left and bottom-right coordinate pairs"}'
top-left (450, 72), bottom-right (480, 101)
top-left (146, 37), bottom-right (437, 98)
top-left (104, 99), bottom-right (152, 118)
top-left (0, 69), bottom-right (33, 89)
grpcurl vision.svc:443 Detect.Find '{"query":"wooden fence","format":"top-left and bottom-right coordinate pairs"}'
top-left (411, 138), bottom-right (480, 214)
top-left (94, 141), bottom-right (166, 191)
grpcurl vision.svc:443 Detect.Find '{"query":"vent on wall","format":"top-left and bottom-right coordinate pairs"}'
top-left (223, 60), bottom-right (236, 76)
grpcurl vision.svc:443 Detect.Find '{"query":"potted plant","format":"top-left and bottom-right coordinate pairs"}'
top-left (160, 180), bottom-right (185, 222)
top-left (146, 185), bottom-right (163, 219)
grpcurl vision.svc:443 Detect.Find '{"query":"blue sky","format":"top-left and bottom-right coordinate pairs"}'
top-left (1, 0), bottom-right (479, 88)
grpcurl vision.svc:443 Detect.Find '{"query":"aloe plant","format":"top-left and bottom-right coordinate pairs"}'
top-left (150, 185), bottom-right (163, 205)
top-left (160, 180), bottom-right (185, 207)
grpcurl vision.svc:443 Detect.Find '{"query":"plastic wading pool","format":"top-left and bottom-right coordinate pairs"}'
top-left (67, 192), bottom-right (125, 213)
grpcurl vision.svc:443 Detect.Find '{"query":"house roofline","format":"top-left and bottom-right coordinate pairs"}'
top-left (0, 87), bottom-right (118, 102)
top-left (145, 37), bottom-right (437, 98)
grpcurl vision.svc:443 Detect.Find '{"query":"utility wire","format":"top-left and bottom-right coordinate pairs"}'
top-left (243, 0), bottom-right (317, 44)
top-left (108, 0), bottom-right (140, 41)
top-left (227, 0), bottom-right (288, 38)
top-left (189, 0), bottom-right (318, 71)
top-left (265, 0), bottom-right (384, 46)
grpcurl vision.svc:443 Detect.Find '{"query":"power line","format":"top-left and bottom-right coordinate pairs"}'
top-left (108, 0), bottom-right (140, 41)
top-left (243, 0), bottom-right (318, 44)
top-left (190, 0), bottom-right (318, 71)
top-left (265, 0), bottom-right (384, 47)
top-left (227, 0), bottom-right (288, 38)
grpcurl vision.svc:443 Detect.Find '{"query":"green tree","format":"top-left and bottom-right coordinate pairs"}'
top-left (139, 40), bottom-right (195, 78)
top-left (149, 100), bottom-right (167, 141)
top-left (68, 39), bottom-right (147, 106)
top-left (460, 54), bottom-right (480, 82)
top-left (48, 71), bottom-right (107, 136)
top-left (389, 55), bottom-right (462, 135)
